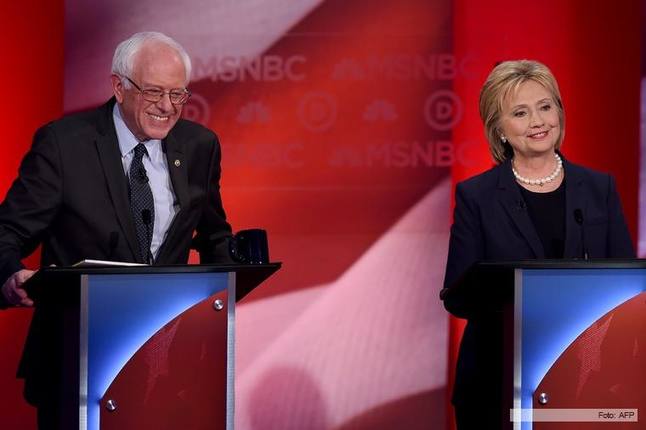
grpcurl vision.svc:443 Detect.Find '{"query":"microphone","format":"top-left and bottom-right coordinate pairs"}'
top-left (573, 209), bottom-right (589, 260)
top-left (138, 167), bottom-right (149, 183)
top-left (141, 209), bottom-right (153, 264)
top-left (108, 231), bottom-right (119, 259)
top-left (141, 209), bottom-right (152, 225)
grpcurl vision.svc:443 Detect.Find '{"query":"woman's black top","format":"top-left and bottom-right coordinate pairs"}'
top-left (518, 180), bottom-right (566, 258)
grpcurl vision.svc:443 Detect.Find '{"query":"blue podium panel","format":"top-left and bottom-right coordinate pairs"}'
top-left (81, 272), bottom-right (230, 430)
top-left (515, 268), bottom-right (646, 430)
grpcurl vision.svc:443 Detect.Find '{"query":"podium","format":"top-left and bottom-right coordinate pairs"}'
top-left (443, 260), bottom-right (645, 429)
top-left (21, 263), bottom-right (280, 430)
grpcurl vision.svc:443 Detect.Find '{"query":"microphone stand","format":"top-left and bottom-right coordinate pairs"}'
top-left (141, 209), bottom-right (154, 264)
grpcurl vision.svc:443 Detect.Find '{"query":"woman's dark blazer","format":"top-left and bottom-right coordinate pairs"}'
top-left (442, 155), bottom-right (635, 406)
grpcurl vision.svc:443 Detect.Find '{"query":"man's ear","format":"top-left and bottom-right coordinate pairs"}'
top-left (111, 74), bottom-right (125, 103)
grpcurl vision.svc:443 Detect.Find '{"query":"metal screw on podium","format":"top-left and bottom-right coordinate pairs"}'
top-left (213, 299), bottom-right (224, 311)
top-left (538, 392), bottom-right (549, 405)
top-left (105, 399), bottom-right (117, 412)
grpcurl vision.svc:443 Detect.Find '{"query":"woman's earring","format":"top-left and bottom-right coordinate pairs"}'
top-left (500, 135), bottom-right (507, 143)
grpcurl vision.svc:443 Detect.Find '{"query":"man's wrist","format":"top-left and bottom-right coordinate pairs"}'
top-left (0, 285), bottom-right (9, 309)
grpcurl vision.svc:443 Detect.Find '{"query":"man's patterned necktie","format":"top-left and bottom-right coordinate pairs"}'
top-left (129, 143), bottom-right (155, 263)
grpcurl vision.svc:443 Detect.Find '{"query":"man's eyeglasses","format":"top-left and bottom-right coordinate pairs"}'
top-left (124, 76), bottom-right (191, 105)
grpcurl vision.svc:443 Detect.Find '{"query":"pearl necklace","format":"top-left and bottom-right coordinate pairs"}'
top-left (512, 153), bottom-right (563, 186)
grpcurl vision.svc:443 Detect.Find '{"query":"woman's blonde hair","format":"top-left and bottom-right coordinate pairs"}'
top-left (479, 60), bottom-right (565, 163)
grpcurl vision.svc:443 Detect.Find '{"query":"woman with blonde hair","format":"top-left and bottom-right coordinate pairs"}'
top-left (442, 60), bottom-right (634, 429)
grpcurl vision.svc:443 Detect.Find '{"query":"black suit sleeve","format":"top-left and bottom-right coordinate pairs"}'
top-left (192, 132), bottom-right (235, 264)
top-left (442, 182), bottom-right (485, 318)
top-left (0, 125), bottom-right (63, 287)
top-left (605, 175), bottom-right (635, 258)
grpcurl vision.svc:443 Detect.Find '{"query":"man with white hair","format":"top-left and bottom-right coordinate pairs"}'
top-left (0, 31), bottom-right (233, 426)
top-left (1, 31), bottom-right (233, 305)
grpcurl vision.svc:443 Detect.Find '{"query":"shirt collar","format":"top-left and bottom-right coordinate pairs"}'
top-left (112, 103), bottom-right (161, 157)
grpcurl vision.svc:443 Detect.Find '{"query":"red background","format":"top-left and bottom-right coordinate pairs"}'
top-left (0, 1), bottom-right (64, 429)
top-left (0, 1), bottom-right (640, 429)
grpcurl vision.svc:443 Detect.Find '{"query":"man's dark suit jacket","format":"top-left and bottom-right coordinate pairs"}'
top-left (0, 98), bottom-right (233, 289)
top-left (0, 98), bottom-right (234, 410)
top-left (442, 156), bottom-right (634, 413)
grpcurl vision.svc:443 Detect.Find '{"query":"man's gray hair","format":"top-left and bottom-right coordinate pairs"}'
top-left (111, 31), bottom-right (192, 87)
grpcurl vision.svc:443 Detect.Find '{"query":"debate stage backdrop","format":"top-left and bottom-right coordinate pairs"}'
top-left (0, 1), bottom-right (640, 429)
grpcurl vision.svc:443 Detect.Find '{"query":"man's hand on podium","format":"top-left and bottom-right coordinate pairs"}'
top-left (1, 269), bottom-right (36, 307)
